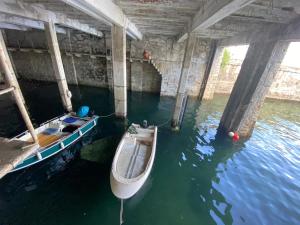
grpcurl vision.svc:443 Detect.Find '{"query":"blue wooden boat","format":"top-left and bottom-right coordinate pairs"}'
top-left (9, 113), bottom-right (99, 172)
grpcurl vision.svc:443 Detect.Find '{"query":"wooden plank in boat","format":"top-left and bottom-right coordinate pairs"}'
top-left (27, 133), bottom-right (62, 148)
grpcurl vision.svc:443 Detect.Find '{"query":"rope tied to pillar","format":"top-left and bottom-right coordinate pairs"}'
top-left (98, 112), bottom-right (115, 118)
top-left (156, 117), bottom-right (172, 128)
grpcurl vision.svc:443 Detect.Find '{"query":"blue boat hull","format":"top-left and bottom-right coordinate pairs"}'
top-left (11, 116), bottom-right (99, 172)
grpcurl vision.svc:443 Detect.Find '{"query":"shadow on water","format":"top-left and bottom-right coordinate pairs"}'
top-left (0, 82), bottom-right (299, 225)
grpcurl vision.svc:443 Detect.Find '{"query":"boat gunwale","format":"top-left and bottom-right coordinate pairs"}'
top-left (11, 115), bottom-right (99, 172)
top-left (112, 126), bottom-right (157, 184)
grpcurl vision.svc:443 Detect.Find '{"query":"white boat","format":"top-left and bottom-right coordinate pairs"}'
top-left (110, 123), bottom-right (157, 199)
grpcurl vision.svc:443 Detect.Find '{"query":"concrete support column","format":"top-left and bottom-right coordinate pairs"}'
top-left (202, 45), bottom-right (224, 100)
top-left (171, 34), bottom-right (196, 129)
top-left (45, 21), bottom-right (72, 112)
top-left (111, 25), bottom-right (127, 118)
top-left (104, 33), bottom-right (114, 90)
top-left (0, 30), bottom-right (38, 143)
top-left (218, 40), bottom-right (289, 137)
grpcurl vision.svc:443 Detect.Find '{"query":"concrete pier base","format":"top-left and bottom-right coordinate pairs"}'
top-left (218, 40), bottom-right (289, 137)
top-left (171, 34), bottom-right (196, 129)
top-left (112, 25), bottom-right (127, 118)
top-left (45, 21), bottom-right (72, 112)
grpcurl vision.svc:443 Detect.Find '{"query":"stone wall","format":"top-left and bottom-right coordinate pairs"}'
top-left (130, 36), bottom-right (211, 96)
top-left (4, 29), bottom-right (109, 87)
top-left (3, 29), bottom-right (212, 97)
top-left (215, 59), bottom-right (300, 101)
top-left (130, 61), bottom-right (161, 93)
top-left (267, 66), bottom-right (300, 101)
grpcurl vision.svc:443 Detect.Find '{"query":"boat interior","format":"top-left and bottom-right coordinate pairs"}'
top-left (116, 127), bottom-right (155, 179)
top-left (18, 114), bottom-right (89, 148)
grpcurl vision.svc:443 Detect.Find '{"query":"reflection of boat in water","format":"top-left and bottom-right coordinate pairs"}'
top-left (110, 123), bottom-right (157, 199)
top-left (10, 113), bottom-right (99, 172)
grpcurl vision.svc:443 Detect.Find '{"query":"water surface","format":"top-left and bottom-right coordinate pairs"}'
top-left (0, 81), bottom-right (299, 225)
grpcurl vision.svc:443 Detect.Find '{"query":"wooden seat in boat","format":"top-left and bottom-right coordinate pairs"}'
top-left (28, 133), bottom-right (61, 148)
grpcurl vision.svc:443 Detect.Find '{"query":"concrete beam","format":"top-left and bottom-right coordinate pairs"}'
top-left (220, 17), bottom-right (300, 46)
top-left (112, 24), bottom-right (127, 118)
top-left (60, 0), bottom-right (142, 40)
top-left (0, 0), bottom-right (102, 37)
top-left (178, 0), bottom-right (255, 42)
top-left (218, 39), bottom-right (290, 138)
top-left (171, 34), bottom-right (196, 129)
top-left (0, 15), bottom-right (66, 34)
top-left (45, 21), bottom-right (73, 112)
top-left (0, 23), bottom-right (28, 31)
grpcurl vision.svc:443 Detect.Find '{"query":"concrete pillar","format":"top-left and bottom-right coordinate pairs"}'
top-left (218, 40), bottom-right (289, 137)
top-left (202, 44), bottom-right (224, 100)
top-left (0, 30), bottom-right (38, 143)
top-left (104, 33), bottom-right (114, 90)
top-left (111, 25), bottom-right (127, 118)
top-left (171, 34), bottom-right (196, 129)
top-left (45, 21), bottom-right (73, 112)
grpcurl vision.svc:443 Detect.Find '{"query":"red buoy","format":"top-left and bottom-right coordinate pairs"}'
top-left (232, 132), bottom-right (240, 142)
top-left (143, 50), bottom-right (150, 60)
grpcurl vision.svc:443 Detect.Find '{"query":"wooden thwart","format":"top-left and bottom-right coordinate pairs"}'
top-left (0, 138), bottom-right (39, 179)
top-left (28, 133), bottom-right (61, 148)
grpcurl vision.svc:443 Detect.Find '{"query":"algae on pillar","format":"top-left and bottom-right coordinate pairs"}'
top-left (45, 21), bottom-right (73, 112)
top-left (171, 34), bottom-right (196, 129)
top-left (111, 25), bottom-right (127, 118)
top-left (218, 39), bottom-right (289, 138)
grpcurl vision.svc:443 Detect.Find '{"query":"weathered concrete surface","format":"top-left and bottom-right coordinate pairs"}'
top-left (131, 36), bottom-right (211, 97)
top-left (131, 36), bottom-right (185, 96)
top-left (5, 29), bottom-right (109, 87)
top-left (171, 34), bottom-right (196, 128)
top-left (186, 39), bottom-right (211, 96)
top-left (4, 29), bottom-right (211, 98)
top-left (215, 61), bottom-right (300, 102)
top-left (218, 40), bottom-right (290, 137)
top-left (130, 61), bottom-right (161, 93)
top-left (45, 21), bottom-right (72, 112)
top-left (105, 34), bottom-right (114, 90)
top-left (111, 24), bottom-right (127, 118)
top-left (202, 45), bottom-right (224, 100)
top-left (267, 66), bottom-right (300, 101)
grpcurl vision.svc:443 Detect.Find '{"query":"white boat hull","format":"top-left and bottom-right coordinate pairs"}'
top-left (110, 124), bottom-right (157, 199)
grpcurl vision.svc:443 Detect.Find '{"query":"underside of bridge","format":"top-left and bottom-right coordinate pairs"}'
top-left (0, 0), bottom-right (300, 137)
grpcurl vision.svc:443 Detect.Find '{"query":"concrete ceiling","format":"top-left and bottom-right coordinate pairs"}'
top-left (0, 0), bottom-right (299, 41)
top-left (20, 0), bottom-right (111, 31)
top-left (115, 0), bottom-right (300, 39)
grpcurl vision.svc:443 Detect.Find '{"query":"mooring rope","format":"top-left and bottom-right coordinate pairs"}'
top-left (120, 199), bottom-right (124, 225)
top-left (98, 112), bottom-right (171, 128)
top-left (157, 117), bottom-right (172, 128)
top-left (98, 112), bottom-right (115, 118)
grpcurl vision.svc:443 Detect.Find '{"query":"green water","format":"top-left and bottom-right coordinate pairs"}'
top-left (0, 81), bottom-right (299, 225)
